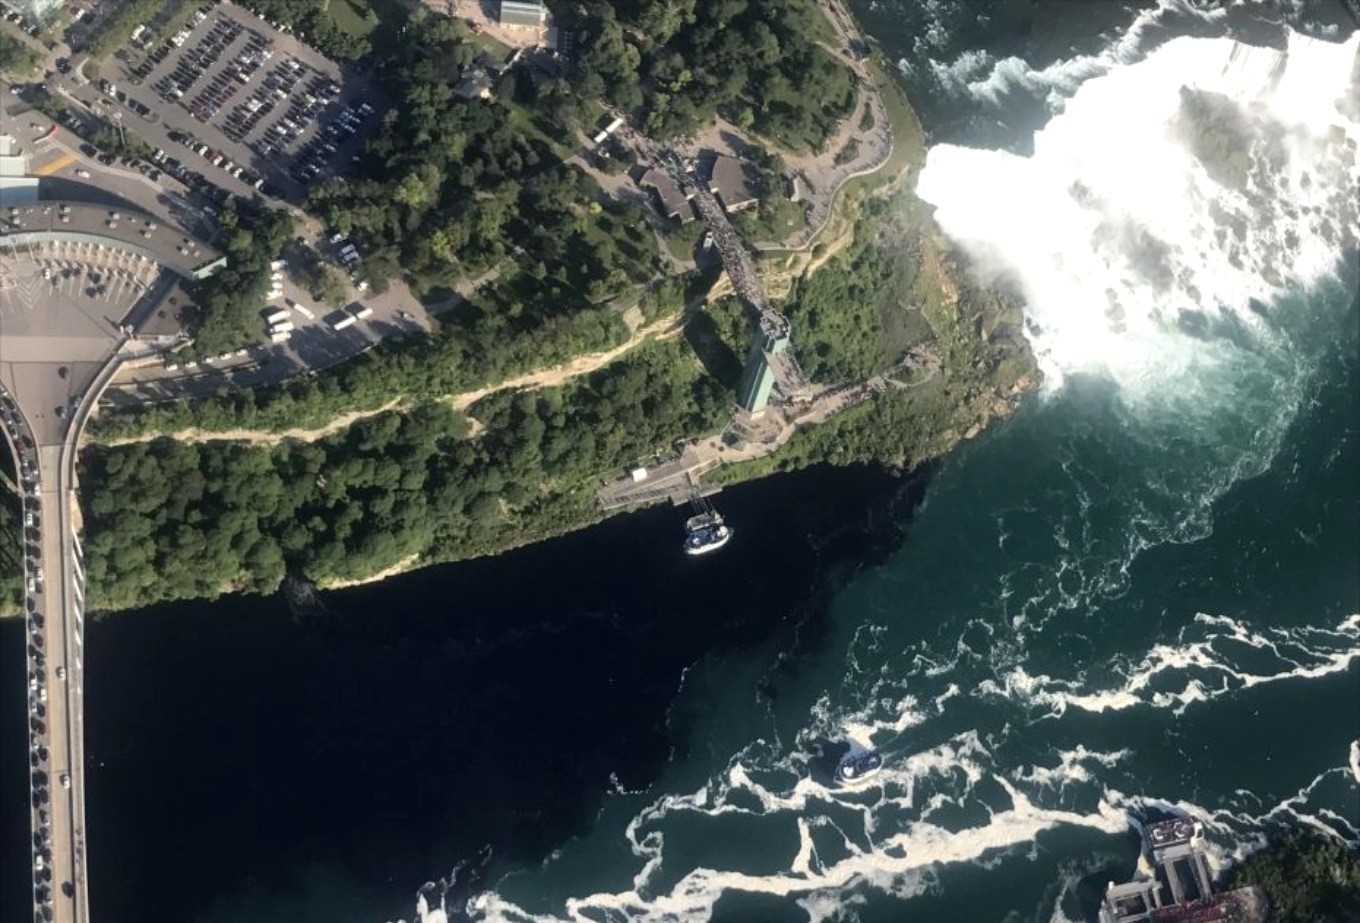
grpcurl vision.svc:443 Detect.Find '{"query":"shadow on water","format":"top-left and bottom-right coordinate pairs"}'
top-left (0, 461), bottom-right (931, 923)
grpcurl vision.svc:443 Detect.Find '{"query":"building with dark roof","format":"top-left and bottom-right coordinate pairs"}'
top-left (639, 168), bottom-right (694, 224)
top-left (2, 201), bottom-right (223, 279)
top-left (499, 0), bottom-right (546, 28)
top-left (707, 155), bottom-right (758, 214)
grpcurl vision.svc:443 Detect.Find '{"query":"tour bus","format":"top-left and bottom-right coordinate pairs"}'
top-left (269, 320), bottom-right (295, 334)
top-left (353, 306), bottom-right (374, 321)
top-left (270, 331), bottom-right (292, 344)
top-left (290, 301), bottom-right (315, 320)
top-left (331, 315), bottom-right (356, 331)
top-left (264, 309), bottom-right (290, 325)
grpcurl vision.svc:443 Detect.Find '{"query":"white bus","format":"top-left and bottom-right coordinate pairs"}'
top-left (264, 309), bottom-right (290, 324)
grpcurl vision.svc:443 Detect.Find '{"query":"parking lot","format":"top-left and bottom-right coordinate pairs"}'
top-left (97, 1), bottom-right (381, 202)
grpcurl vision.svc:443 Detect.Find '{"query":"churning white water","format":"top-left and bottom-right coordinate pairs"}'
top-left (916, 29), bottom-right (1360, 397)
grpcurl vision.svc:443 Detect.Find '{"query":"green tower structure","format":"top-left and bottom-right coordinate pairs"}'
top-left (736, 311), bottom-right (791, 413)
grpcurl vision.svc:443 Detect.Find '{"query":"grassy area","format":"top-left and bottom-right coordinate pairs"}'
top-left (84, 0), bottom-right (186, 60)
top-left (120, 0), bottom-right (207, 70)
top-left (503, 97), bottom-right (577, 162)
top-left (715, 211), bottom-right (1033, 482)
top-left (832, 58), bottom-right (928, 202)
top-left (0, 30), bottom-right (41, 76)
top-left (858, 103), bottom-right (875, 133)
top-left (735, 195), bottom-right (809, 245)
top-left (468, 27), bottom-right (513, 63)
top-left (757, 54), bottom-right (927, 274)
top-left (326, 0), bottom-right (379, 38)
top-left (665, 219), bottom-right (707, 263)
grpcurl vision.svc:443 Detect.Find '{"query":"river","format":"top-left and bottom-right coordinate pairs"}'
top-left (3, 1), bottom-right (1358, 921)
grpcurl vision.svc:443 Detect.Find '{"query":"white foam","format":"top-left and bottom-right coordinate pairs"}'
top-left (1013, 747), bottom-right (1133, 790)
top-left (917, 28), bottom-right (1360, 395)
top-left (1107, 755), bottom-right (1360, 870)
top-left (982, 612), bottom-right (1360, 716)
top-left (467, 775), bottom-right (1126, 923)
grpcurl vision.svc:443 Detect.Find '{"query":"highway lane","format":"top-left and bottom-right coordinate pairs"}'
top-left (1, 392), bottom-right (85, 923)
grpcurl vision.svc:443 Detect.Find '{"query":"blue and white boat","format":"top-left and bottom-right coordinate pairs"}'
top-left (835, 746), bottom-right (884, 785)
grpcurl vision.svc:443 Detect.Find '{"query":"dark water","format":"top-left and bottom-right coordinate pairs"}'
top-left (1, 464), bottom-right (928, 923)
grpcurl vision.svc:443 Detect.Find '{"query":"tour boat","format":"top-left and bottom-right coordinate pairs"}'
top-left (684, 511), bottom-right (732, 556)
top-left (835, 747), bottom-right (884, 785)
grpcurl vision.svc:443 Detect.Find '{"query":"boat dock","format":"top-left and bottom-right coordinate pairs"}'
top-left (1099, 819), bottom-right (1269, 923)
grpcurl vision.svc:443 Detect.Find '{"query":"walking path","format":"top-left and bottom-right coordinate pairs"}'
top-left (95, 312), bottom-right (688, 447)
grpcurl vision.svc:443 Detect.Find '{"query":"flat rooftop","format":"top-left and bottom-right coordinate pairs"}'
top-left (1, 200), bottom-right (222, 279)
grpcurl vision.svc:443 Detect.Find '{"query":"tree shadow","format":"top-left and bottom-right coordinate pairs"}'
top-left (683, 310), bottom-right (742, 391)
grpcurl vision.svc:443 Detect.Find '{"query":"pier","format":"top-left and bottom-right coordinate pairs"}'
top-left (1099, 819), bottom-right (1269, 923)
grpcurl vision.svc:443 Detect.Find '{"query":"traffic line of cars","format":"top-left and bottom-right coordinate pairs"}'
top-left (1, 385), bottom-right (69, 923)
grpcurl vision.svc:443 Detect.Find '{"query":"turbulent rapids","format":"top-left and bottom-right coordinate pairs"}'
top-left (916, 29), bottom-right (1360, 393)
top-left (406, 12), bottom-right (1360, 923)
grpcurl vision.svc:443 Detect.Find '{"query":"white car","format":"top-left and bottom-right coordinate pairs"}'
top-left (76, 169), bottom-right (91, 178)
top-left (59, 773), bottom-right (70, 790)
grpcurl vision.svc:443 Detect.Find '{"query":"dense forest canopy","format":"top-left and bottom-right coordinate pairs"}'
top-left (81, 340), bottom-right (728, 610)
top-left (300, 12), bottom-right (663, 314)
top-left (1227, 836), bottom-right (1360, 923)
top-left (189, 201), bottom-right (296, 357)
top-left (574, 0), bottom-right (856, 147)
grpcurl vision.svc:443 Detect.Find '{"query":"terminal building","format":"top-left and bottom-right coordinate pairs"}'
top-left (0, 134), bottom-right (40, 205)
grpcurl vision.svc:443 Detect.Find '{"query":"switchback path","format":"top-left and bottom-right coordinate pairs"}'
top-left (92, 312), bottom-right (688, 447)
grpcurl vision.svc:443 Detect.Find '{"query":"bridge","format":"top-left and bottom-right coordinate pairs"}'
top-left (664, 155), bottom-right (811, 409)
top-left (1, 314), bottom-right (123, 923)
top-left (3, 132), bottom-right (222, 922)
